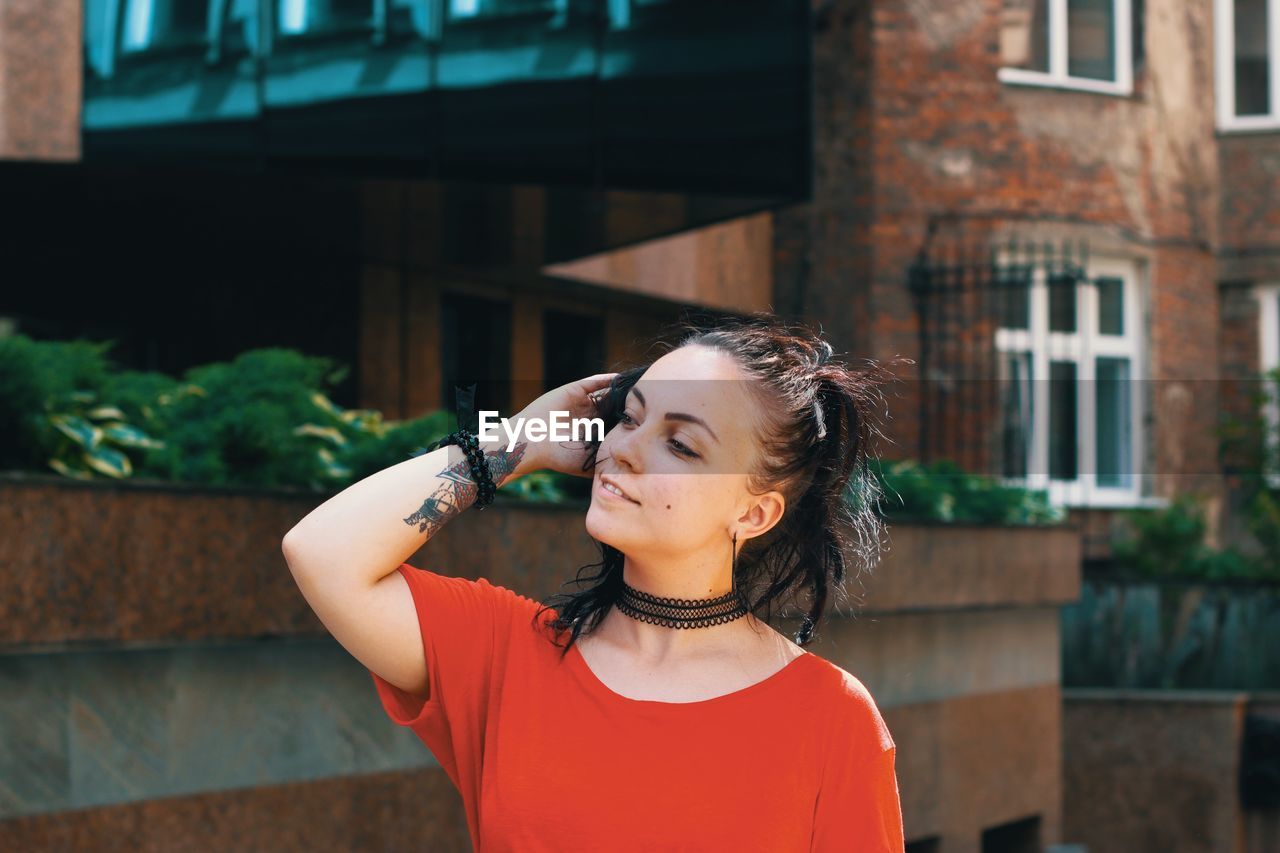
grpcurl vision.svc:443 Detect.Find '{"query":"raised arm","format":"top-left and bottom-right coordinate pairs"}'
top-left (281, 440), bottom-right (532, 698)
top-left (280, 370), bottom-right (617, 701)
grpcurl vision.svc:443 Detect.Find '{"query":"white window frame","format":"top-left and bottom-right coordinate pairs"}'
top-left (998, 0), bottom-right (1134, 97)
top-left (1259, 283), bottom-right (1280, 488)
top-left (995, 254), bottom-right (1147, 508)
top-left (1218, 0), bottom-right (1280, 130)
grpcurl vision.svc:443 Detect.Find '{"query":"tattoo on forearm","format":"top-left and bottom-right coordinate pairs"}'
top-left (484, 440), bottom-right (527, 488)
top-left (403, 441), bottom-right (530, 535)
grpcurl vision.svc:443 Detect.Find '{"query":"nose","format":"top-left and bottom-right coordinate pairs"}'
top-left (606, 418), bottom-right (642, 474)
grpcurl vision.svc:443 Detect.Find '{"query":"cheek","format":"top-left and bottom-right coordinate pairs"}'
top-left (648, 476), bottom-right (725, 520)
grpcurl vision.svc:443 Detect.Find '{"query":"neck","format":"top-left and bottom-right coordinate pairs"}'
top-left (620, 552), bottom-right (732, 600)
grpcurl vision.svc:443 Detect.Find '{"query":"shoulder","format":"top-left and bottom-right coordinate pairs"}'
top-left (800, 653), bottom-right (896, 754)
top-left (399, 563), bottom-right (551, 630)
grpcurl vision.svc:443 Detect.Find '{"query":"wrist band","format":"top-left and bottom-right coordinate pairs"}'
top-left (410, 427), bottom-right (497, 509)
top-left (406, 383), bottom-right (498, 509)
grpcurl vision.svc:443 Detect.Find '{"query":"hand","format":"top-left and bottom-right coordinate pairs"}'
top-left (506, 372), bottom-right (619, 478)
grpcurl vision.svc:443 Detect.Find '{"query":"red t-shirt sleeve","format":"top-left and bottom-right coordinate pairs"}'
top-left (810, 673), bottom-right (906, 852)
top-left (367, 562), bottom-right (532, 792)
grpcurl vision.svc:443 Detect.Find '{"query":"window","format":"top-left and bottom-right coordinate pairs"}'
top-left (119, 0), bottom-right (208, 54)
top-left (441, 292), bottom-right (513, 419)
top-left (1259, 283), bottom-right (1280, 487)
top-left (1217, 0), bottom-right (1280, 129)
top-left (904, 838), bottom-right (941, 853)
top-left (86, 0), bottom-right (260, 78)
top-left (277, 0), bottom-right (371, 38)
top-left (542, 309), bottom-right (605, 392)
top-left (981, 815), bottom-right (1041, 853)
top-left (995, 256), bottom-right (1145, 507)
top-left (447, 0), bottom-right (567, 23)
top-left (999, 0), bottom-right (1134, 95)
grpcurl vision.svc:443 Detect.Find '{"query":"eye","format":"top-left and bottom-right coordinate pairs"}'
top-left (669, 439), bottom-right (699, 459)
top-left (619, 411), bottom-right (636, 426)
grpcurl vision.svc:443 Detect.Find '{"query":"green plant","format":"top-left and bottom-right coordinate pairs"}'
top-left (0, 334), bottom-right (576, 503)
top-left (0, 334), bottom-right (115, 471)
top-left (1246, 488), bottom-right (1280, 573)
top-left (137, 348), bottom-right (378, 490)
top-left (864, 458), bottom-right (1065, 525)
top-left (0, 334), bottom-right (165, 478)
top-left (1110, 494), bottom-right (1277, 582)
top-left (332, 406), bottom-right (452, 484)
top-left (499, 469), bottom-right (575, 504)
top-left (42, 390), bottom-right (165, 480)
top-left (1218, 364), bottom-right (1280, 579)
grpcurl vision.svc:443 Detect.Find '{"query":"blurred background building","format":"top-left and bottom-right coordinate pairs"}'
top-left (2, 2), bottom-right (1280, 851)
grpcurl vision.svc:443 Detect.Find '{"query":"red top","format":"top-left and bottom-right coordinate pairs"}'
top-left (369, 563), bottom-right (905, 852)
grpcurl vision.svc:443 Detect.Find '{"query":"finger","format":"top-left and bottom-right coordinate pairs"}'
top-left (581, 374), bottom-right (619, 401)
top-left (578, 372), bottom-right (619, 388)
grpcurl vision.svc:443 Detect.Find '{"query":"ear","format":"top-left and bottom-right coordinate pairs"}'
top-left (735, 489), bottom-right (786, 543)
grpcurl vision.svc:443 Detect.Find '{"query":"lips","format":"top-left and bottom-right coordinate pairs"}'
top-left (600, 474), bottom-right (640, 504)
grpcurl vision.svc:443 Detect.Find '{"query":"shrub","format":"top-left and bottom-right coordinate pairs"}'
top-left (0, 335), bottom-right (162, 478)
top-left (0, 335), bottom-right (572, 502)
top-left (1110, 494), bottom-right (1278, 582)
top-left (1217, 365), bottom-right (1280, 580)
top-left (865, 458), bottom-right (1065, 526)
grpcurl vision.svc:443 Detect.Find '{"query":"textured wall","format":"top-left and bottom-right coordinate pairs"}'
top-left (3, 475), bottom-right (1082, 848)
top-left (0, 0), bottom-right (80, 160)
top-left (1063, 690), bottom-right (1249, 853)
top-left (0, 474), bottom-right (1078, 646)
top-left (0, 641), bottom-right (434, 820)
top-left (0, 768), bottom-right (470, 852)
top-left (889, 683), bottom-right (1064, 851)
top-left (1220, 134), bottom-right (1280, 284)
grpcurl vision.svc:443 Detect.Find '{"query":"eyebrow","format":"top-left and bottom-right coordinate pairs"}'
top-left (629, 387), bottom-right (720, 444)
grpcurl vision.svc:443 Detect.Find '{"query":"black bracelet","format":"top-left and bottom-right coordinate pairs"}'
top-left (409, 427), bottom-right (498, 509)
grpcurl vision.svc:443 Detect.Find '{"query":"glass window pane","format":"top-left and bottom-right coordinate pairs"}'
top-left (278, 0), bottom-right (372, 38)
top-left (1095, 357), bottom-right (1132, 488)
top-left (1067, 0), bottom-right (1116, 81)
top-left (121, 0), bottom-right (209, 54)
top-left (442, 293), bottom-right (513, 418)
top-left (1048, 273), bottom-right (1078, 332)
top-left (1001, 0), bottom-right (1050, 72)
top-left (449, 0), bottom-right (563, 22)
top-left (1096, 276), bottom-right (1124, 335)
top-left (1049, 360), bottom-right (1078, 480)
top-left (1000, 351), bottom-right (1035, 478)
top-left (543, 309), bottom-right (605, 392)
top-left (1236, 0), bottom-right (1272, 116)
top-left (1132, 0), bottom-right (1146, 75)
top-left (997, 265), bottom-right (1032, 330)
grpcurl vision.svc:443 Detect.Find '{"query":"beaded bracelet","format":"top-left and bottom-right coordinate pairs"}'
top-left (409, 427), bottom-right (498, 509)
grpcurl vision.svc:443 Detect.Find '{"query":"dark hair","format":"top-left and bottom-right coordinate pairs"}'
top-left (532, 311), bottom-right (902, 656)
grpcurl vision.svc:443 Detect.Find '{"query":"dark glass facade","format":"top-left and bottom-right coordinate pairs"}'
top-left (83, 0), bottom-right (811, 198)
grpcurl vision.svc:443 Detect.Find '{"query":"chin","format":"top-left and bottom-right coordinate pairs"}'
top-left (584, 504), bottom-right (625, 549)
top-left (584, 503), bottom-right (607, 539)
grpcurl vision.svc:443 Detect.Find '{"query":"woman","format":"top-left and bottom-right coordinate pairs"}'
top-left (283, 314), bottom-right (906, 851)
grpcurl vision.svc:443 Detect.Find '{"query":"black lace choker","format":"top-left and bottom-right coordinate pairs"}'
top-left (616, 581), bottom-right (749, 629)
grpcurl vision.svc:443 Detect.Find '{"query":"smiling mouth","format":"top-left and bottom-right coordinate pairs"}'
top-left (599, 478), bottom-right (639, 504)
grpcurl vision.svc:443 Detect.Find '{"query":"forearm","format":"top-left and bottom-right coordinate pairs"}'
top-left (282, 438), bottom-right (534, 588)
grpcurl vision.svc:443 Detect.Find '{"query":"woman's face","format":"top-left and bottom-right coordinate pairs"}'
top-left (585, 345), bottom-right (784, 566)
